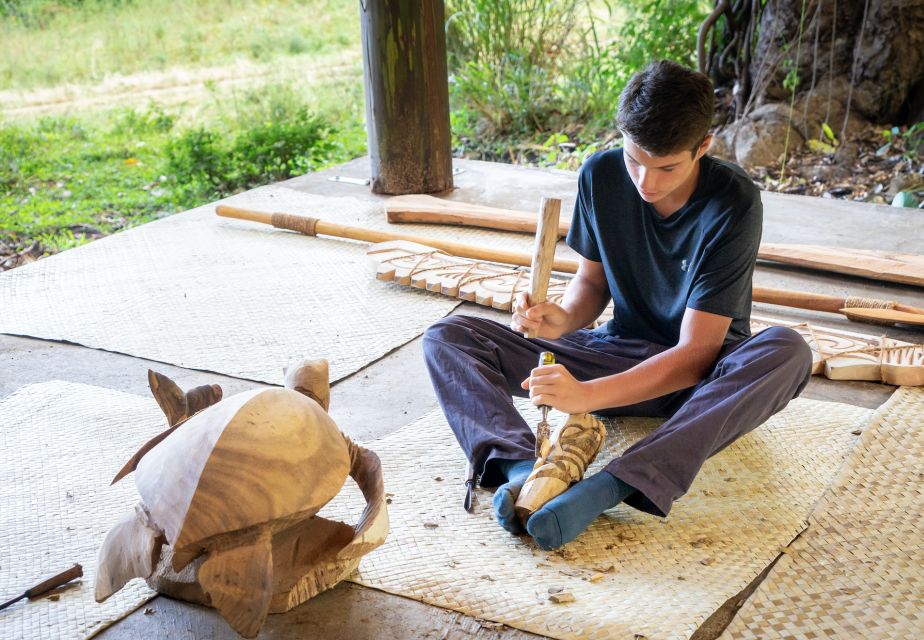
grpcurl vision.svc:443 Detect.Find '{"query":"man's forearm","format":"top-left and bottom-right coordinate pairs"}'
top-left (583, 343), bottom-right (716, 412)
top-left (559, 274), bottom-right (610, 334)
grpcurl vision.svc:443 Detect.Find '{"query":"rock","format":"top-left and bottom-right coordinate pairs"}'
top-left (833, 142), bottom-right (860, 167)
top-left (790, 79), bottom-right (869, 141)
top-left (733, 103), bottom-right (804, 168)
top-left (887, 174), bottom-right (923, 198)
top-left (809, 164), bottom-right (851, 183)
top-left (708, 127), bottom-right (736, 162)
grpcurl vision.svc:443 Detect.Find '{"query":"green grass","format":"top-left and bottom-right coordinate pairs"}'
top-left (0, 0), bottom-right (360, 90)
top-left (0, 83), bottom-right (367, 254)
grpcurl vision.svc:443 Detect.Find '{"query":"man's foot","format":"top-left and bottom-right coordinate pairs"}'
top-left (490, 459), bottom-right (536, 534)
top-left (526, 470), bottom-right (634, 550)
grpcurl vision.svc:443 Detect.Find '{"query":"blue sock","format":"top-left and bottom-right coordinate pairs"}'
top-left (526, 470), bottom-right (634, 550)
top-left (490, 458), bottom-right (535, 534)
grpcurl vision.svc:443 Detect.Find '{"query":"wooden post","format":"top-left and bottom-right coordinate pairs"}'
top-left (359, 0), bottom-right (453, 195)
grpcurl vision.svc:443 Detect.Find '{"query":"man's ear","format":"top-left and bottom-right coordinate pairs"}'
top-left (697, 134), bottom-right (714, 158)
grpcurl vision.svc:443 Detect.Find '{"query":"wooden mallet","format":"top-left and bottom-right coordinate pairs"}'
top-left (523, 197), bottom-right (562, 339)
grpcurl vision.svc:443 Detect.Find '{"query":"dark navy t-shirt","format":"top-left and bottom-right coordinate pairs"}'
top-left (566, 149), bottom-right (762, 346)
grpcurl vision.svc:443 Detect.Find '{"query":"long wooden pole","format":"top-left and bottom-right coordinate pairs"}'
top-left (216, 204), bottom-right (578, 272)
top-left (215, 205), bottom-right (924, 326)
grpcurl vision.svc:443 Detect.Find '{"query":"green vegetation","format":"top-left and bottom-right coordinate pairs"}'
top-left (0, 85), bottom-right (366, 253)
top-left (445, 0), bottom-right (710, 167)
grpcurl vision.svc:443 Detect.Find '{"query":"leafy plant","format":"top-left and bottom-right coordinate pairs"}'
top-left (877, 122), bottom-right (924, 165)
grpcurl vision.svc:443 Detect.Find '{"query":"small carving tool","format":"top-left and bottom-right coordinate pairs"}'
top-left (534, 351), bottom-right (556, 456)
top-left (0, 564), bottom-right (83, 611)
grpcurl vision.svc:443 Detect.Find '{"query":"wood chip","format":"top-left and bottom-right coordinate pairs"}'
top-left (592, 564), bottom-right (615, 573)
top-left (478, 620), bottom-right (504, 631)
top-left (549, 592), bottom-right (575, 604)
top-left (588, 573), bottom-right (605, 583)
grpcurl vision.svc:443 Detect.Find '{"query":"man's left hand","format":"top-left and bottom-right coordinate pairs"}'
top-left (521, 362), bottom-right (593, 414)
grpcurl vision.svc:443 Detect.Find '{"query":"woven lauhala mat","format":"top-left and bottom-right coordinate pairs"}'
top-left (320, 397), bottom-right (873, 640)
top-left (0, 382), bottom-right (165, 640)
top-left (722, 386), bottom-right (924, 640)
top-left (0, 185), bottom-right (538, 385)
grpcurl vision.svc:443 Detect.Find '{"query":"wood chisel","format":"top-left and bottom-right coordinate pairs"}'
top-left (0, 564), bottom-right (83, 611)
top-left (535, 351), bottom-right (555, 456)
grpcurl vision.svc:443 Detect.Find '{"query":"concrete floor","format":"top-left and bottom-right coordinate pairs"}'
top-left (3, 157), bottom-right (922, 639)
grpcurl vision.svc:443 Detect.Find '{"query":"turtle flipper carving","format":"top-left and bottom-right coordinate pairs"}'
top-left (95, 504), bottom-right (163, 602)
top-left (198, 529), bottom-right (274, 639)
top-left (148, 369), bottom-right (222, 427)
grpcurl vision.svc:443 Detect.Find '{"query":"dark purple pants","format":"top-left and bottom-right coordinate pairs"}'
top-left (422, 316), bottom-right (813, 517)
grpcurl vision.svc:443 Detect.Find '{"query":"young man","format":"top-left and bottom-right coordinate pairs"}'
top-left (423, 60), bottom-right (812, 550)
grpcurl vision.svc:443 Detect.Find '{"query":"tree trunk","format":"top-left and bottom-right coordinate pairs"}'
top-left (709, 0), bottom-right (924, 132)
top-left (359, 0), bottom-right (454, 195)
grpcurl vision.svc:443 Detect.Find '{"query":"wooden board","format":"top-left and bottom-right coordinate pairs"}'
top-left (758, 243), bottom-right (924, 288)
top-left (384, 194), bottom-right (571, 237)
top-left (368, 241), bottom-right (924, 386)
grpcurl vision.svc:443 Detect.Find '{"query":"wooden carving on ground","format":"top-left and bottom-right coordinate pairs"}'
top-left (514, 413), bottom-right (607, 524)
top-left (368, 240), bottom-right (569, 311)
top-left (751, 316), bottom-right (924, 386)
top-left (95, 360), bottom-right (389, 638)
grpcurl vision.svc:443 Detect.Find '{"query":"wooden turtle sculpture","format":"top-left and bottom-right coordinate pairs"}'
top-left (94, 360), bottom-right (388, 638)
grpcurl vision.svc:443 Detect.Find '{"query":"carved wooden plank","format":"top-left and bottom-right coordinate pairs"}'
top-left (368, 240), bottom-right (569, 310)
top-left (368, 242), bottom-right (924, 386)
top-left (751, 315), bottom-right (924, 386)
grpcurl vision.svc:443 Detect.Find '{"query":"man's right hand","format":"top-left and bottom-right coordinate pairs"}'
top-left (510, 292), bottom-right (571, 339)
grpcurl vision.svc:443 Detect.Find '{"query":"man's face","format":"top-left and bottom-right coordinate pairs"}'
top-left (621, 135), bottom-right (710, 210)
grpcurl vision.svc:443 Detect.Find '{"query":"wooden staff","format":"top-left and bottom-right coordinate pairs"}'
top-left (215, 205), bottom-right (577, 273)
top-left (755, 287), bottom-right (924, 326)
top-left (524, 198), bottom-right (561, 339)
top-left (215, 205), bottom-right (924, 327)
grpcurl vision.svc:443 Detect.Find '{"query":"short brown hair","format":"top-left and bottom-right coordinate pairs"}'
top-left (616, 60), bottom-right (714, 156)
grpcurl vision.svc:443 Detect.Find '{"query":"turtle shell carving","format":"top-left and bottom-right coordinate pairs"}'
top-left (94, 360), bottom-right (388, 638)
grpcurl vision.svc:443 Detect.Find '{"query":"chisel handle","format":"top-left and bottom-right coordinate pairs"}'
top-left (25, 564), bottom-right (83, 599)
